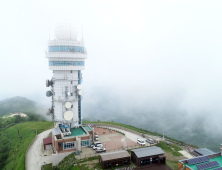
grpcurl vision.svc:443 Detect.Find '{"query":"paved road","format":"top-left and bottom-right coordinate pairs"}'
top-left (26, 129), bottom-right (52, 170)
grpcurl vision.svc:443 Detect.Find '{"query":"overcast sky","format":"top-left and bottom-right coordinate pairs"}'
top-left (1, 0), bottom-right (222, 118)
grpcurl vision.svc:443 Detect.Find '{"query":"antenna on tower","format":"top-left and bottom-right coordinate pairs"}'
top-left (49, 21), bottom-right (50, 40)
top-left (82, 25), bottom-right (83, 42)
top-left (70, 24), bottom-right (71, 40)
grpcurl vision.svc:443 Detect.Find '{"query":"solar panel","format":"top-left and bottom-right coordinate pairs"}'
top-left (196, 161), bottom-right (219, 170)
top-left (212, 167), bottom-right (222, 170)
top-left (187, 156), bottom-right (210, 165)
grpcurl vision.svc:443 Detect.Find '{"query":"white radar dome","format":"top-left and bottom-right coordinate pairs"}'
top-left (54, 21), bottom-right (78, 40)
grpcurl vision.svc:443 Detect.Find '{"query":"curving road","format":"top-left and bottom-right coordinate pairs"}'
top-left (26, 129), bottom-right (52, 170)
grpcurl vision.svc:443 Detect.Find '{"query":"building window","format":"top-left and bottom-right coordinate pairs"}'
top-left (49, 61), bottom-right (84, 66)
top-left (71, 93), bottom-right (73, 96)
top-left (81, 140), bottom-right (89, 147)
top-left (141, 159), bottom-right (150, 166)
top-left (48, 46), bottom-right (84, 53)
top-left (70, 70), bottom-right (72, 73)
top-left (71, 81), bottom-right (72, 84)
top-left (63, 142), bottom-right (75, 150)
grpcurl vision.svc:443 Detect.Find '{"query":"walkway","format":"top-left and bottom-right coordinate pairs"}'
top-left (26, 129), bottom-right (52, 170)
top-left (179, 150), bottom-right (194, 159)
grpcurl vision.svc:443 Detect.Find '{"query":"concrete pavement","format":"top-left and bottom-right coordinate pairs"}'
top-left (26, 129), bottom-right (52, 170)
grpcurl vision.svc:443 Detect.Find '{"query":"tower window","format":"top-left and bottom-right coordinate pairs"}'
top-left (71, 81), bottom-right (72, 84)
top-left (71, 93), bottom-right (73, 96)
top-left (70, 70), bottom-right (72, 73)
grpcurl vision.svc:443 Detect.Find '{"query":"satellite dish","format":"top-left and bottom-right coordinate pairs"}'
top-left (77, 84), bottom-right (81, 90)
top-left (46, 91), bottom-right (52, 97)
top-left (46, 79), bottom-right (53, 87)
top-left (67, 92), bottom-right (71, 96)
top-left (65, 102), bottom-right (72, 109)
top-left (78, 90), bottom-right (82, 95)
top-left (46, 108), bottom-right (50, 116)
top-left (63, 111), bottom-right (73, 120)
top-left (81, 96), bottom-right (83, 100)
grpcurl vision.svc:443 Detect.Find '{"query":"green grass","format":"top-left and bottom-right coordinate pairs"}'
top-left (55, 153), bottom-right (76, 170)
top-left (2, 121), bottom-right (53, 170)
top-left (157, 141), bottom-right (182, 157)
top-left (166, 160), bottom-right (178, 170)
top-left (41, 163), bottom-right (53, 170)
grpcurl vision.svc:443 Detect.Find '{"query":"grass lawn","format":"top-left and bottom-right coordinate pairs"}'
top-left (157, 141), bottom-right (183, 157)
top-left (2, 121), bottom-right (53, 170)
top-left (166, 160), bottom-right (178, 170)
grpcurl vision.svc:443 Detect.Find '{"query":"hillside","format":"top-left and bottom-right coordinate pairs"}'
top-left (0, 96), bottom-right (37, 116)
top-left (0, 96), bottom-right (53, 169)
top-left (0, 120), bottom-right (53, 170)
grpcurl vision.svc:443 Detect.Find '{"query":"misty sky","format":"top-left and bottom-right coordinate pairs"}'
top-left (1, 0), bottom-right (222, 122)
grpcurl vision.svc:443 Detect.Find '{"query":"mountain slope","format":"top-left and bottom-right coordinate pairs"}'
top-left (0, 96), bottom-right (37, 117)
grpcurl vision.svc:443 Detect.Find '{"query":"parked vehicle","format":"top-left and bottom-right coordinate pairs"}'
top-left (94, 135), bottom-right (99, 141)
top-left (137, 140), bottom-right (145, 146)
top-left (146, 138), bottom-right (155, 144)
top-left (95, 147), bottom-right (106, 153)
top-left (93, 144), bottom-right (103, 150)
top-left (91, 141), bottom-right (101, 148)
top-left (137, 138), bottom-right (142, 142)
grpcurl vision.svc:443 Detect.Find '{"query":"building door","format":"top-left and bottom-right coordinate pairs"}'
top-left (106, 163), bottom-right (112, 168)
top-left (160, 157), bottom-right (165, 164)
top-left (152, 157), bottom-right (158, 164)
top-left (140, 159), bottom-right (150, 166)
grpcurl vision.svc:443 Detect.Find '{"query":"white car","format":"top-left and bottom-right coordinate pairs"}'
top-left (137, 138), bottom-right (142, 142)
top-left (91, 141), bottom-right (101, 148)
top-left (95, 147), bottom-right (106, 153)
top-left (146, 138), bottom-right (155, 144)
top-left (137, 140), bottom-right (145, 146)
top-left (93, 144), bottom-right (103, 150)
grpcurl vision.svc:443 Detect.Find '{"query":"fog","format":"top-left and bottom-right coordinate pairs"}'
top-left (1, 0), bottom-right (222, 150)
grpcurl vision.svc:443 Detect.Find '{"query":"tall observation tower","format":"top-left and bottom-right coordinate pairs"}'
top-left (45, 22), bottom-right (87, 129)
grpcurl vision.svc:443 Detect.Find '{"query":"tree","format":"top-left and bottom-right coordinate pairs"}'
top-left (14, 115), bottom-right (21, 123)
top-left (28, 114), bottom-right (39, 121)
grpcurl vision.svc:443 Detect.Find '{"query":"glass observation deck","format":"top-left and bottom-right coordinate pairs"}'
top-left (49, 46), bottom-right (84, 53)
top-left (49, 61), bottom-right (84, 66)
